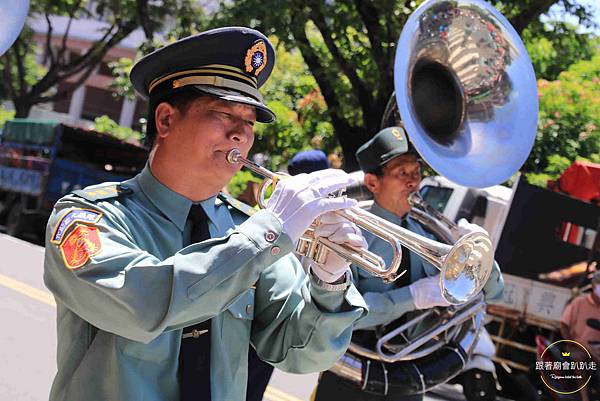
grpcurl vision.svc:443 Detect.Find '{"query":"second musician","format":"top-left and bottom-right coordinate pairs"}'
top-left (314, 126), bottom-right (505, 401)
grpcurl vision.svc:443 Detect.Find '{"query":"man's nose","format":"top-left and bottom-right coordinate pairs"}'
top-left (406, 176), bottom-right (420, 189)
top-left (227, 121), bottom-right (252, 144)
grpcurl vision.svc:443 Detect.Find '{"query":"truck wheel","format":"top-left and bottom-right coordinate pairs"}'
top-left (6, 201), bottom-right (24, 238)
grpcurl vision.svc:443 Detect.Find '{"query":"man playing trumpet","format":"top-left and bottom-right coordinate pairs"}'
top-left (43, 27), bottom-right (369, 401)
top-left (314, 127), bottom-right (505, 401)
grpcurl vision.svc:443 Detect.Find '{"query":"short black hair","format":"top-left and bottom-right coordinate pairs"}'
top-left (371, 165), bottom-right (384, 177)
top-left (144, 90), bottom-right (203, 147)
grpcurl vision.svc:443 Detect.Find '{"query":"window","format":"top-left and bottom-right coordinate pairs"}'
top-left (420, 185), bottom-right (453, 213)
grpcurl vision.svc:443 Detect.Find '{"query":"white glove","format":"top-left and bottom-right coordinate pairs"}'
top-left (457, 218), bottom-right (488, 237)
top-left (266, 169), bottom-right (357, 243)
top-left (409, 275), bottom-right (451, 309)
top-left (310, 212), bottom-right (367, 283)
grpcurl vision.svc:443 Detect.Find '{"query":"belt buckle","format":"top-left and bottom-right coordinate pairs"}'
top-left (182, 329), bottom-right (209, 339)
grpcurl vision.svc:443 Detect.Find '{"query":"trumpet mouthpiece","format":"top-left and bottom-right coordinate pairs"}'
top-left (226, 148), bottom-right (241, 164)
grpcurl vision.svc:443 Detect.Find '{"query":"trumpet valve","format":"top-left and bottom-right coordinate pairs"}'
top-left (296, 228), bottom-right (329, 265)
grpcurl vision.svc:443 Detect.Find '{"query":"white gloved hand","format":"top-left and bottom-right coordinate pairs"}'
top-left (409, 275), bottom-right (452, 309)
top-left (456, 218), bottom-right (488, 237)
top-left (266, 169), bottom-right (357, 243)
top-left (310, 212), bottom-right (367, 283)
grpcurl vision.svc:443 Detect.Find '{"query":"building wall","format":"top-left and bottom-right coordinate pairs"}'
top-left (32, 30), bottom-right (147, 130)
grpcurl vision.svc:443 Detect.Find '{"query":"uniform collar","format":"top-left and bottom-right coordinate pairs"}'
top-left (137, 165), bottom-right (218, 231)
top-left (370, 201), bottom-right (409, 226)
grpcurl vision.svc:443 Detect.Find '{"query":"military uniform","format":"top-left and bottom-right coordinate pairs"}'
top-left (314, 127), bottom-right (503, 401)
top-left (44, 27), bottom-right (368, 401)
top-left (44, 167), bottom-right (366, 401)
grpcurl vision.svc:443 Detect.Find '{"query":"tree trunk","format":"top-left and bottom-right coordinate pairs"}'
top-left (13, 99), bottom-right (32, 118)
top-left (334, 124), bottom-right (370, 172)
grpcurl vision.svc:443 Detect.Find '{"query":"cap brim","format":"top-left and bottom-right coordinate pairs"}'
top-left (191, 85), bottom-right (275, 123)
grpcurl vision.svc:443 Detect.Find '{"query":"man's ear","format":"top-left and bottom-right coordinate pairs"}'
top-left (154, 102), bottom-right (177, 139)
top-left (364, 173), bottom-right (380, 195)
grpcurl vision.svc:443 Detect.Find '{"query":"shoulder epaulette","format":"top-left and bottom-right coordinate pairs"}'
top-left (73, 183), bottom-right (133, 202)
top-left (217, 192), bottom-right (257, 217)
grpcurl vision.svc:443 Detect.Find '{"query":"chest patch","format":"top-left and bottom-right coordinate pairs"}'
top-left (59, 224), bottom-right (103, 270)
top-left (51, 208), bottom-right (102, 244)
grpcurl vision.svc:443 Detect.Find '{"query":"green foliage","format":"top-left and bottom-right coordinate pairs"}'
top-left (523, 21), bottom-right (596, 80)
top-left (0, 107), bottom-right (15, 129)
top-left (0, 27), bottom-right (46, 102)
top-left (524, 154), bottom-right (572, 186)
top-left (227, 170), bottom-right (262, 198)
top-left (109, 1), bottom-right (208, 94)
top-left (249, 37), bottom-right (338, 170)
top-left (523, 48), bottom-right (600, 179)
top-left (92, 115), bottom-right (142, 142)
top-left (109, 58), bottom-right (136, 100)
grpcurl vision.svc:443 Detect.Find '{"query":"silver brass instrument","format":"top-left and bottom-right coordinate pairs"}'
top-left (394, 0), bottom-right (538, 189)
top-left (408, 191), bottom-right (460, 244)
top-left (227, 148), bottom-right (493, 301)
top-left (226, 148), bottom-right (400, 283)
top-left (0, 0), bottom-right (29, 56)
top-left (330, 0), bottom-right (538, 395)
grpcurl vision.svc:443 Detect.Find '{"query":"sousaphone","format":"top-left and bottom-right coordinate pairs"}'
top-left (331, 0), bottom-right (538, 395)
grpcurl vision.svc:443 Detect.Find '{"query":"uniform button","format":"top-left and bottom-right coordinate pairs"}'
top-left (271, 246), bottom-right (281, 255)
top-left (265, 231), bottom-right (277, 243)
top-left (246, 304), bottom-right (253, 314)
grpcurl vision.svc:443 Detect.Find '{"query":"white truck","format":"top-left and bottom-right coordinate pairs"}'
top-left (418, 175), bottom-right (512, 248)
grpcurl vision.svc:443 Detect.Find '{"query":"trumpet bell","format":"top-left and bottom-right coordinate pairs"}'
top-left (441, 231), bottom-right (493, 304)
top-left (394, 0), bottom-right (538, 188)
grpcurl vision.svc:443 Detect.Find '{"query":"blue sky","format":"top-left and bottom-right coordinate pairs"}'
top-left (543, 0), bottom-right (600, 33)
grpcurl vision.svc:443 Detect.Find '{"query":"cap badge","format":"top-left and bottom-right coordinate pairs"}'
top-left (245, 40), bottom-right (267, 76)
top-left (391, 128), bottom-right (404, 141)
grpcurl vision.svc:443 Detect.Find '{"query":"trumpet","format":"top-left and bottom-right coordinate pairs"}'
top-left (408, 191), bottom-right (462, 244)
top-left (226, 148), bottom-right (493, 303)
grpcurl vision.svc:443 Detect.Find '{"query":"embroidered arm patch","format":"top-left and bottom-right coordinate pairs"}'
top-left (59, 224), bottom-right (102, 270)
top-left (51, 208), bottom-right (103, 244)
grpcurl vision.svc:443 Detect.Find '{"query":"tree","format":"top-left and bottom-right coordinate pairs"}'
top-left (251, 37), bottom-right (338, 170)
top-left (523, 47), bottom-right (600, 182)
top-left (524, 21), bottom-right (596, 80)
top-left (1, 0), bottom-right (204, 118)
top-left (212, 0), bottom-right (597, 170)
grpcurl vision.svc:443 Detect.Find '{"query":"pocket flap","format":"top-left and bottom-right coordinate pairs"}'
top-left (226, 287), bottom-right (255, 320)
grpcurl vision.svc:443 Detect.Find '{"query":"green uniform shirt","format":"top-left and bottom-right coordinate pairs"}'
top-left (44, 166), bottom-right (367, 401)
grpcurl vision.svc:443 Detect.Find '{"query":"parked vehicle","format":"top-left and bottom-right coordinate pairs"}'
top-left (0, 119), bottom-right (147, 242)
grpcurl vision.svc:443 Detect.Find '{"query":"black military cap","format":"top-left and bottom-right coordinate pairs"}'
top-left (130, 27), bottom-right (276, 123)
top-left (355, 126), bottom-right (412, 173)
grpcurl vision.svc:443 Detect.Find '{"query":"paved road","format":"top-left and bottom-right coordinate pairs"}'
top-left (0, 233), bottom-right (468, 401)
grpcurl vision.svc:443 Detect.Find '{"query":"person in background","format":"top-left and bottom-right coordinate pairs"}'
top-left (560, 270), bottom-right (600, 401)
top-left (287, 149), bottom-right (330, 176)
top-left (313, 126), bottom-right (504, 401)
